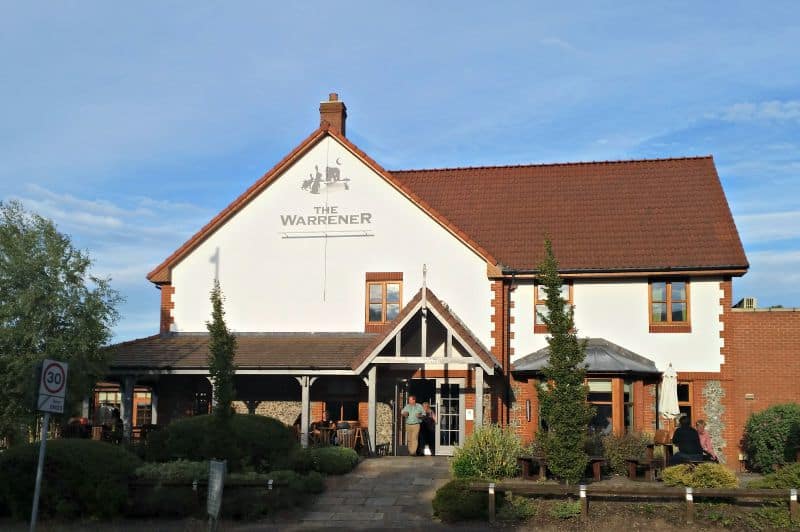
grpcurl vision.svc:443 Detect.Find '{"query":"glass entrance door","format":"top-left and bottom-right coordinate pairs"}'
top-left (436, 379), bottom-right (464, 456)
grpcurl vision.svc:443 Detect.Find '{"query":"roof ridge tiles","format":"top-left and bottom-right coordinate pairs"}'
top-left (389, 154), bottom-right (714, 174)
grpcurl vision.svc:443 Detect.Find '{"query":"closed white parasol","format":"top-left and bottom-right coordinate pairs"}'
top-left (659, 363), bottom-right (681, 420)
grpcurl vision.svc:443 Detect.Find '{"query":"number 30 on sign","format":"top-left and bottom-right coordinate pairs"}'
top-left (37, 359), bottom-right (69, 414)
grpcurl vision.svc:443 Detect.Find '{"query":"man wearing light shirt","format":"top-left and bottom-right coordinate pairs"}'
top-left (401, 395), bottom-right (425, 456)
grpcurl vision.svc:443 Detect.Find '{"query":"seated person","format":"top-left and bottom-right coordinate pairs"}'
top-left (310, 411), bottom-right (336, 443)
top-left (696, 419), bottom-right (718, 462)
top-left (670, 415), bottom-right (704, 465)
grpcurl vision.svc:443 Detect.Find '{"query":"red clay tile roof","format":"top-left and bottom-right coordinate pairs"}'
top-left (109, 333), bottom-right (376, 370)
top-left (391, 156), bottom-right (748, 272)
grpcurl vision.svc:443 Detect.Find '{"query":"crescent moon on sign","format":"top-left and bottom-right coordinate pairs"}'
top-left (336, 157), bottom-right (342, 165)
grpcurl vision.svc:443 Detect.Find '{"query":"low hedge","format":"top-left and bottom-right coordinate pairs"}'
top-left (742, 403), bottom-right (800, 473)
top-left (748, 462), bottom-right (800, 489)
top-left (145, 414), bottom-right (296, 472)
top-left (601, 432), bottom-right (650, 475)
top-left (432, 478), bottom-right (487, 521)
top-left (662, 463), bottom-right (739, 488)
top-left (129, 464), bottom-right (325, 519)
top-left (0, 439), bottom-right (141, 519)
top-left (308, 446), bottom-right (359, 475)
top-left (451, 424), bottom-right (522, 480)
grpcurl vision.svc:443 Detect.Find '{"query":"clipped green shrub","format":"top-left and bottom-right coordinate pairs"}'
top-left (550, 500), bottom-right (581, 519)
top-left (601, 432), bottom-right (651, 475)
top-left (135, 459), bottom-right (208, 482)
top-left (288, 446), bottom-right (315, 473)
top-left (748, 462), bottom-right (800, 489)
top-left (145, 414), bottom-right (296, 472)
top-left (451, 424), bottom-right (523, 480)
top-left (310, 446), bottom-right (359, 475)
top-left (497, 494), bottom-right (538, 521)
top-left (0, 439), bottom-right (141, 519)
top-left (742, 403), bottom-right (800, 473)
top-left (662, 463), bottom-right (738, 488)
top-left (128, 485), bottom-right (200, 518)
top-left (432, 479), bottom-right (487, 521)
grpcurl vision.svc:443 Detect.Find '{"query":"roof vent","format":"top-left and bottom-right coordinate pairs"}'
top-left (733, 297), bottom-right (757, 309)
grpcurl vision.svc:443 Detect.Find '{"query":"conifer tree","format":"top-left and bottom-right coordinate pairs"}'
top-left (536, 240), bottom-right (594, 484)
top-left (206, 279), bottom-right (237, 420)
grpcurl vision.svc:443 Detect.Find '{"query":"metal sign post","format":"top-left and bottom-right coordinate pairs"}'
top-left (207, 460), bottom-right (226, 531)
top-left (30, 359), bottom-right (68, 532)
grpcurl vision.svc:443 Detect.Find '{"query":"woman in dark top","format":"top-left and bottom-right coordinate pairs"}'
top-left (670, 415), bottom-right (704, 465)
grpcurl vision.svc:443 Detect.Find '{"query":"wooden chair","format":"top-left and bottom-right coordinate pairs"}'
top-left (337, 428), bottom-right (356, 448)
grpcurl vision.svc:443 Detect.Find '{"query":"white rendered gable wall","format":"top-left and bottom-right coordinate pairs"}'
top-left (510, 278), bottom-right (725, 372)
top-left (170, 136), bottom-right (493, 346)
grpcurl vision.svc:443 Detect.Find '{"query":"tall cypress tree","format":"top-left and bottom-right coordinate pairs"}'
top-left (536, 240), bottom-right (594, 484)
top-left (207, 279), bottom-right (237, 420)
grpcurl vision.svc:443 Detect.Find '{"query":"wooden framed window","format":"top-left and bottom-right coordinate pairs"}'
top-left (623, 380), bottom-right (634, 432)
top-left (649, 279), bottom-right (691, 333)
top-left (365, 273), bottom-right (402, 331)
top-left (677, 381), bottom-right (692, 422)
top-left (534, 281), bottom-right (573, 333)
top-left (587, 379), bottom-right (614, 435)
top-left (325, 401), bottom-right (359, 423)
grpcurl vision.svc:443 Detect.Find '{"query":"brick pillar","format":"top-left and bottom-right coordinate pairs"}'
top-left (159, 283), bottom-right (175, 334)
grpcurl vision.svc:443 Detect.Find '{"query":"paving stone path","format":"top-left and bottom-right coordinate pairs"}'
top-left (277, 456), bottom-right (454, 530)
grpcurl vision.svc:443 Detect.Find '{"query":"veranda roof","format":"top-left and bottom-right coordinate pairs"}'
top-left (108, 332), bottom-right (377, 370)
top-left (512, 338), bottom-right (660, 375)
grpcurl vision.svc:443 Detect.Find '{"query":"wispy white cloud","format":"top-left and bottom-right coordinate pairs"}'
top-left (737, 210), bottom-right (800, 243)
top-left (540, 37), bottom-right (577, 52)
top-left (710, 100), bottom-right (800, 123)
top-left (12, 184), bottom-right (212, 286)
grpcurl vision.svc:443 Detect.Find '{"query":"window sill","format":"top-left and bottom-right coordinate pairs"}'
top-left (649, 324), bottom-right (692, 333)
top-left (365, 322), bottom-right (391, 333)
top-left (534, 324), bottom-right (549, 334)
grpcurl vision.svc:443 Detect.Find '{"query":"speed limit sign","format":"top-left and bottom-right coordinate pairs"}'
top-left (37, 359), bottom-right (68, 414)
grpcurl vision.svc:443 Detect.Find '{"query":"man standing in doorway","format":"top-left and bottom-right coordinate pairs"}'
top-left (402, 395), bottom-right (424, 456)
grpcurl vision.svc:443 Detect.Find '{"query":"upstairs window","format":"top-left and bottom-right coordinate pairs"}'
top-left (534, 281), bottom-right (573, 333)
top-left (365, 273), bottom-right (403, 331)
top-left (649, 279), bottom-right (690, 332)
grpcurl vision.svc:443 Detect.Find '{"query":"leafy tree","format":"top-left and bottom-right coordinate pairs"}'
top-left (0, 201), bottom-right (121, 443)
top-left (536, 239), bottom-right (594, 484)
top-left (206, 279), bottom-right (237, 421)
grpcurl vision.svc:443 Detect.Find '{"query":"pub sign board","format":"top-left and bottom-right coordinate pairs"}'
top-left (37, 359), bottom-right (68, 414)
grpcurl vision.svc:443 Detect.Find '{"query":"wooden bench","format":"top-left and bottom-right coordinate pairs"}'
top-left (519, 455), bottom-right (606, 481)
top-left (626, 444), bottom-right (663, 481)
top-left (518, 455), bottom-right (547, 481)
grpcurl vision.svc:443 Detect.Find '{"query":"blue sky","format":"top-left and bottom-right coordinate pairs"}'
top-left (2, 2), bottom-right (798, 342)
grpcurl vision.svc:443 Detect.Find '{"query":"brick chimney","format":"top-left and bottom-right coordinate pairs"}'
top-left (319, 93), bottom-right (347, 136)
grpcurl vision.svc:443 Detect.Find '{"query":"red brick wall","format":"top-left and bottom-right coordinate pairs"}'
top-left (490, 280), bottom-right (511, 424)
top-left (511, 374), bottom-right (538, 443)
top-left (722, 307), bottom-right (800, 465)
top-left (159, 284), bottom-right (175, 334)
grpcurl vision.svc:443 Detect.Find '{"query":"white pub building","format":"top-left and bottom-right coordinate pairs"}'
top-left (100, 94), bottom-right (795, 466)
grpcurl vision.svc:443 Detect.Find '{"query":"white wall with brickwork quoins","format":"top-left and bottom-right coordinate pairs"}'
top-left (170, 136), bottom-right (493, 345)
top-left (510, 278), bottom-right (724, 372)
